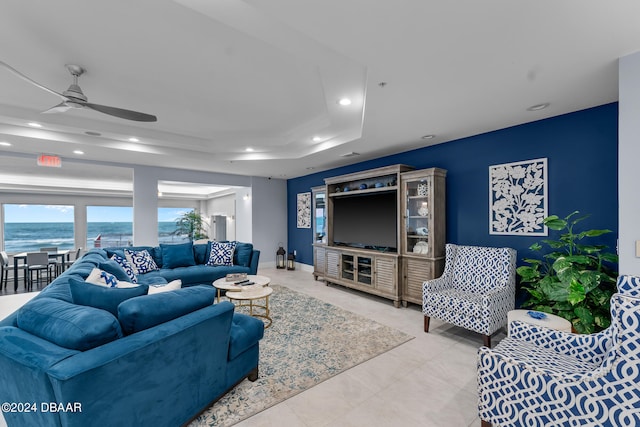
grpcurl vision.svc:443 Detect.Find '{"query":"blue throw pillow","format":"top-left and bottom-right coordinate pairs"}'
top-left (69, 278), bottom-right (148, 316)
top-left (118, 286), bottom-right (216, 334)
top-left (125, 249), bottom-right (158, 274)
top-left (160, 242), bottom-right (196, 269)
top-left (193, 243), bottom-right (209, 264)
top-left (17, 297), bottom-right (123, 351)
top-left (98, 260), bottom-right (131, 282)
top-left (233, 242), bottom-right (254, 267)
top-left (207, 241), bottom-right (237, 266)
top-left (110, 254), bottom-right (137, 283)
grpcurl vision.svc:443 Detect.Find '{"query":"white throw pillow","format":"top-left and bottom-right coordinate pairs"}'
top-left (85, 268), bottom-right (140, 288)
top-left (148, 279), bottom-right (182, 294)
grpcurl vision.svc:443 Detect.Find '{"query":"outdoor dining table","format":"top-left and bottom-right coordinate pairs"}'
top-left (12, 250), bottom-right (71, 292)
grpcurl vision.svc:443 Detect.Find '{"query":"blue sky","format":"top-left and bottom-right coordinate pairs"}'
top-left (4, 205), bottom-right (193, 223)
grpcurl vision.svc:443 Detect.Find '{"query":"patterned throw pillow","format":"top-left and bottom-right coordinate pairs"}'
top-left (125, 249), bottom-right (159, 275)
top-left (206, 241), bottom-right (237, 266)
top-left (110, 254), bottom-right (138, 284)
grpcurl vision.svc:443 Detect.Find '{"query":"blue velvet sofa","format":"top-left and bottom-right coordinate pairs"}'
top-left (104, 241), bottom-right (260, 287)
top-left (0, 248), bottom-right (265, 427)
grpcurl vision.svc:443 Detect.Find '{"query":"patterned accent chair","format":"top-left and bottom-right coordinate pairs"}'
top-left (477, 274), bottom-right (640, 427)
top-left (422, 244), bottom-right (516, 347)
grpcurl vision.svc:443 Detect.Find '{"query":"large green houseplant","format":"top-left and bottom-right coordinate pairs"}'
top-left (175, 210), bottom-right (208, 241)
top-left (517, 211), bottom-right (618, 334)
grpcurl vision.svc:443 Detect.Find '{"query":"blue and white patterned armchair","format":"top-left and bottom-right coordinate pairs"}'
top-left (477, 275), bottom-right (640, 427)
top-left (422, 244), bottom-right (516, 347)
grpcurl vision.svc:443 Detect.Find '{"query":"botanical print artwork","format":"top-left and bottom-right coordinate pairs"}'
top-left (489, 158), bottom-right (547, 236)
top-left (297, 192), bottom-right (311, 228)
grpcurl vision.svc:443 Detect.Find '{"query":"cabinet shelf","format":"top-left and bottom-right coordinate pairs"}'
top-left (329, 186), bottom-right (397, 198)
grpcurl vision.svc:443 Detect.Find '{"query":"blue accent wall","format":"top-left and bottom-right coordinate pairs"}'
top-left (287, 103), bottom-right (619, 269)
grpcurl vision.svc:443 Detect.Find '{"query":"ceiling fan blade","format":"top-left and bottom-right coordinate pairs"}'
top-left (82, 102), bottom-right (157, 122)
top-left (0, 60), bottom-right (67, 100)
top-left (42, 102), bottom-right (72, 114)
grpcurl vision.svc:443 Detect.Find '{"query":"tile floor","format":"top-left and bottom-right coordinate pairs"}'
top-left (236, 267), bottom-right (506, 427)
top-left (0, 266), bottom-right (506, 427)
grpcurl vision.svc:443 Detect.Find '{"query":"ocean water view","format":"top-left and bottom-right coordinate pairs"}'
top-left (4, 222), bottom-right (188, 253)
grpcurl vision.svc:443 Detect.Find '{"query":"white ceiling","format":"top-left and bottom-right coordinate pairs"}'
top-left (0, 0), bottom-right (639, 193)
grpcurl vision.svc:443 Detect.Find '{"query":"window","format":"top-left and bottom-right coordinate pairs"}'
top-left (87, 206), bottom-right (133, 249)
top-left (3, 204), bottom-right (74, 253)
top-left (158, 208), bottom-right (195, 244)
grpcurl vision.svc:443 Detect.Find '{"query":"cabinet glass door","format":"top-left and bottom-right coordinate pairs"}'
top-left (405, 179), bottom-right (430, 256)
top-left (312, 188), bottom-right (327, 243)
top-left (356, 256), bottom-right (372, 286)
top-left (341, 254), bottom-right (354, 280)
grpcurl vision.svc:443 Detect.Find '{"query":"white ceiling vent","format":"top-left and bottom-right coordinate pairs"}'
top-left (341, 152), bottom-right (361, 158)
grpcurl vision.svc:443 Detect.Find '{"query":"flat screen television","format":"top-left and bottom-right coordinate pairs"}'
top-left (331, 191), bottom-right (397, 252)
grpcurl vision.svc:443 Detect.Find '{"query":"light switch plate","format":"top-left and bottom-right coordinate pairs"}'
top-left (636, 241), bottom-right (640, 257)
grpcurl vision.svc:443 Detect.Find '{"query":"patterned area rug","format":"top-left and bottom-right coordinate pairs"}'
top-left (189, 284), bottom-right (413, 426)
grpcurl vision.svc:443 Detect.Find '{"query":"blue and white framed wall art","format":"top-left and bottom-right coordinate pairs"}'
top-left (489, 157), bottom-right (548, 236)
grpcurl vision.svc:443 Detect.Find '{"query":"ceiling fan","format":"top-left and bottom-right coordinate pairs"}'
top-left (0, 60), bottom-right (157, 122)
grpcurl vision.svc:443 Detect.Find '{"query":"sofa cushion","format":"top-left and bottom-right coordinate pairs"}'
top-left (228, 313), bottom-right (265, 359)
top-left (193, 243), bottom-right (209, 264)
top-left (148, 279), bottom-right (182, 294)
top-left (110, 254), bottom-right (138, 283)
top-left (69, 278), bottom-right (149, 316)
top-left (160, 242), bottom-right (196, 269)
top-left (125, 249), bottom-right (159, 274)
top-left (233, 242), bottom-right (254, 267)
top-left (118, 286), bottom-right (216, 335)
top-left (146, 264), bottom-right (250, 286)
top-left (16, 297), bottom-right (123, 351)
top-left (207, 241), bottom-right (237, 266)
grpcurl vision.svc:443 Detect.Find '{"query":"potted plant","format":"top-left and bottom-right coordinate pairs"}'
top-left (175, 210), bottom-right (208, 241)
top-left (516, 211), bottom-right (618, 334)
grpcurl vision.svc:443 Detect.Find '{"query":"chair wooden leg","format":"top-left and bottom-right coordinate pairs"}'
top-left (481, 420), bottom-right (492, 427)
top-left (424, 316), bottom-right (430, 333)
top-left (483, 334), bottom-right (491, 348)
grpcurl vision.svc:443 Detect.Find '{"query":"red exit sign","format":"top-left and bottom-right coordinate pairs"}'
top-left (37, 154), bottom-right (62, 168)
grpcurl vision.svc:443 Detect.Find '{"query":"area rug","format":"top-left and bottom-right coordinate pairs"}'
top-left (189, 284), bottom-right (414, 426)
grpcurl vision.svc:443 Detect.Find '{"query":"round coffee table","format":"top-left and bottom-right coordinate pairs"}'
top-left (213, 275), bottom-right (272, 328)
top-left (212, 274), bottom-right (271, 303)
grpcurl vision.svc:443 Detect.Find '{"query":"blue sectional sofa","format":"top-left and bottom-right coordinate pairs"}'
top-left (0, 247), bottom-right (265, 427)
top-left (104, 241), bottom-right (260, 287)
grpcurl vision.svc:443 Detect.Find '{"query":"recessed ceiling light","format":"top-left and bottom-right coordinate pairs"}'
top-left (421, 135), bottom-right (435, 140)
top-left (0, 142), bottom-right (11, 146)
top-left (306, 167), bottom-right (315, 170)
top-left (312, 136), bottom-right (323, 142)
top-left (338, 98), bottom-right (352, 106)
top-left (527, 103), bottom-right (550, 111)
top-left (245, 147), bottom-right (254, 152)
top-left (73, 150), bottom-right (84, 155)
top-left (27, 122), bottom-right (42, 128)
top-left (85, 131), bottom-right (101, 136)
top-left (128, 137), bottom-right (139, 142)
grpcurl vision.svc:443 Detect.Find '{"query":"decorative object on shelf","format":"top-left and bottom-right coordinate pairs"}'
top-left (417, 203), bottom-right (428, 217)
top-left (343, 187), bottom-right (350, 192)
top-left (413, 241), bottom-right (429, 254)
top-left (359, 183), bottom-right (367, 190)
top-left (489, 157), bottom-right (548, 236)
top-left (276, 244), bottom-right (286, 269)
top-left (417, 183), bottom-right (428, 196)
top-left (287, 252), bottom-right (296, 270)
top-left (297, 192), bottom-right (311, 228)
top-left (526, 310), bottom-right (547, 320)
top-left (416, 227), bottom-right (428, 236)
top-left (375, 182), bottom-right (384, 188)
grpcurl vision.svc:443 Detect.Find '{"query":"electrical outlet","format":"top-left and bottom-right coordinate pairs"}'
top-left (293, 250), bottom-right (297, 256)
top-left (636, 241), bottom-right (640, 257)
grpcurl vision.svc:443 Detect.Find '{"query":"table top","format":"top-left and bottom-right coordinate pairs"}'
top-left (508, 309), bottom-right (572, 332)
top-left (226, 286), bottom-right (273, 301)
top-left (213, 274), bottom-right (270, 291)
top-left (14, 250), bottom-right (71, 258)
